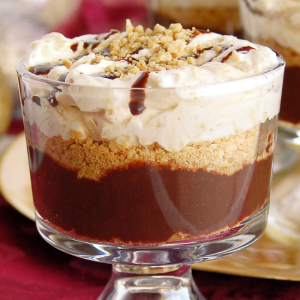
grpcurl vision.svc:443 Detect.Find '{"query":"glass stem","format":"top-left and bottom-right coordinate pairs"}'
top-left (98, 264), bottom-right (206, 300)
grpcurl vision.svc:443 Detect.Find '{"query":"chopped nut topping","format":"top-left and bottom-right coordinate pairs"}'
top-left (67, 20), bottom-right (220, 78)
top-left (62, 59), bottom-right (72, 68)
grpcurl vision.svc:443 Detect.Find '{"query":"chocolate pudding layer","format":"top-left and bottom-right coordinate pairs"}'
top-left (28, 121), bottom-right (275, 245)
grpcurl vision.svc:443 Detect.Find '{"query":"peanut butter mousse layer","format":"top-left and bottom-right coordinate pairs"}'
top-left (239, 0), bottom-right (300, 129)
top-left (21, 20), bottom-right (284, 245)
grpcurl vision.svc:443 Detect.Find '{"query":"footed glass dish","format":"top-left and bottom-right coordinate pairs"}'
top-left (17, 51), bottom-right (284, 299)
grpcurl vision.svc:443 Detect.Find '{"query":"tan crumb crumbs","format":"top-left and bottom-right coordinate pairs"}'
top-left (62, 59), bottom-right (72, 68)
top-left (72, 20), bottom-right (227, 78)
top-left (26, 124), bottom-right (274, 182)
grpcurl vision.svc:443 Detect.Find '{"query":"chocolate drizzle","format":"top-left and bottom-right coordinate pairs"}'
top-left (29, 65), bottom-right (58, 76)
top-left (83, 40), bottom-right (100, 49)
top-left (195, 46), bottom-right (214, 59)
top-left (192, 29), bottom-right (210, 38)
top-left (129, 72), bottom-right (149, 115)
top-left (221, 46), bottom-right (255, 63)
top-left (31, 93), bottom-right (58, 107)
top-left (71, 43), bottom-right (79, 52)
top-left (79, 30), bottom-right (119, 55)
top-left (103, 74), bottom-right (118, 80)
top-left (32, 96), bottom-right (41, 106)
top-left (131, 46), bottom-right (144, 55)
top-left (47, 94), bottom-right (58, 107)
top-left (91, 42), bottom-right (100, 50)
top-left (117, 56), bottom-right (139, 63)
top-left (104, 29), bottom-right (119, 40)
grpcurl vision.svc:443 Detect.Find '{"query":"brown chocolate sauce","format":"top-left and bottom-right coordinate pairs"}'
top-left (117, 56), bottom-right (139, 63)
top-left (47, 95), bottom-right (58, 107)
top-left (32, 96), bottom-right (41, 106)
top-left (129, 72), bottom-right (149, 115)
top-left (83, 40), bottom-right (100, 49)
top-left (192, 29), bottom-right (210, 38)
top-left (221, 46), bottom-right (255, 63)
top-left (29, 65), bottom-right (58, 76)
top-left (279, 66), bottom-right (300, 124)
top-left (91, 42), bottom-right (100, 50)
top-left (131, 46), bottom-right (144, 55)
top-left (103, 74), bottom-right (118, 80)
top-left (29, 147), bottom-right (272, 244)
top-left (71, 43), bottom-right (79, 52)
top-left (195, 47), bottom-right (213, 59)
top-left (81, 30), bottom-right (118, 51)
top-left (104, 29), bottom-right (119, 40)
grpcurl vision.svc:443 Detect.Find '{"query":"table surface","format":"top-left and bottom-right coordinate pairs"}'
top-left (0, 120), bottom-right (300, 300)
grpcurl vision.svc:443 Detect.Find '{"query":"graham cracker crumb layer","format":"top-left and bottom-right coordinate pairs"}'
top-left (28, 124), bottom-right (275, 182)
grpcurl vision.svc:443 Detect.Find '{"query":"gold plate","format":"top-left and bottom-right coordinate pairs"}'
top-left (0, 132), bottom-right (34, 220)
top-left (1, 133), bottom-right (300, 280)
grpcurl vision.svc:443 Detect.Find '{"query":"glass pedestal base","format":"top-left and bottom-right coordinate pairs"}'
top-left (98, 265), bottom-right (205, 300)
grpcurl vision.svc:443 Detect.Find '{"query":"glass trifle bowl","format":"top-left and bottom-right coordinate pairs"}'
top-left (17, 21), bottom-right (285, 300)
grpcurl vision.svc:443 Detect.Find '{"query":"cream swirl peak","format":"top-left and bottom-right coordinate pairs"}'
top-left (23, 20), bottom-right (284, 151)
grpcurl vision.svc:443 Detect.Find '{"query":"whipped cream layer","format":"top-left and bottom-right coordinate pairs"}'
top-left (22, 21), bottom-right (284, 152)
top-left (239, 0), bottom-right (300, 54)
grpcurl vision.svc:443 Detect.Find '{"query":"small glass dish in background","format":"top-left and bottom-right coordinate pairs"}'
top-left (146, 0), bottom-right (241, 36)
top-left (239, 0), bottom-right (300, 246)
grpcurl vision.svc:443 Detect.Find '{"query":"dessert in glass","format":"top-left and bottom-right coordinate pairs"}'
top-left (239, 0), bottom-right (300, 138)
top-left (147, 0), bottom-right (241, 35)
top-left (17, 20), bottom-right (284, 300)
top-left (239, 0), bottom-right (300, 244)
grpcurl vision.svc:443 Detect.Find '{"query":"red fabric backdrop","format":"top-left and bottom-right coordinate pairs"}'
top-left (53, 0), bottom-right (149, 38)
